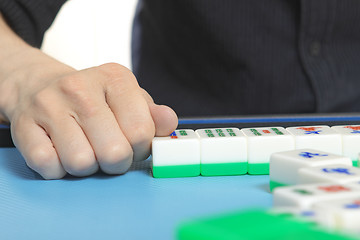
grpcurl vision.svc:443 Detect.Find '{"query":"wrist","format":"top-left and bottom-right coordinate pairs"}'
top-left (0, 46), bottom-right (74, 121)
top-left (0, 13), bottom-right (75, 122)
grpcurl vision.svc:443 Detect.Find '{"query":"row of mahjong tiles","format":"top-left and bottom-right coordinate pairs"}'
top-left (151, 125), bottom-right (360, 178)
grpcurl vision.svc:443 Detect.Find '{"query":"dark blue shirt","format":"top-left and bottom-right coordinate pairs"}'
top-left (132, 0), bottom-right (360, 116)
top-left (2, 0), bottom-right (360, 117)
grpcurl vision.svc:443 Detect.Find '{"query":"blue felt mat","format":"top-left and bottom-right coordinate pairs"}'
top-left (0, 148), bottom-right (271, 240)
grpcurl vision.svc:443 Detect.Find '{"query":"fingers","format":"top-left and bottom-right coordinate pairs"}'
top-left (46, 115), bottom-right (98, 177)
top-left (103, 67), bottom-right (155, 162)
top-left (11, 117), bottom-right (66, 180)
top-left (73, 104), bottom-right (133, 174)
top-left (61, 66), bottom-right (133, 173)
top-left (140, 88), bottom-right (178, 136)
top-left (9, 63), bottom-right (178, 179)
top-left (148, 104), bottom-right (178, 136)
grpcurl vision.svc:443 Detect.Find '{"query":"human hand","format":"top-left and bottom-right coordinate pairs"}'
top-left (2, 60), bottom-right (177, 179)
top-left (0, 13), bottom-right (178, 179)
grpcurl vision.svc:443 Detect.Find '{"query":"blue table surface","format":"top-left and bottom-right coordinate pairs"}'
top-left (0, 148), bottom-right (271, 240)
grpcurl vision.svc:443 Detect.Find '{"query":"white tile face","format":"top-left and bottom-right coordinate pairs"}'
top-left (273, 183), bottom-right (360, 210)
top-left (196, 128), bottom-right (247, 164)
top-left (345, 181), bottom-right (360, 190)
top-left (332, 125), bottom-right (360, 161)
top-left (298, 165), bottom-right (360, 185)
top-left (270, 149), bottom-right (352, 185)
top-left (286, 125), bottom-right (342, 155)
top-left (152, 129), bottom-right (200, 166)
top-left (241, 127), bottom-right (295, 164)
top-left (313, 198), bottom-right (360, 233)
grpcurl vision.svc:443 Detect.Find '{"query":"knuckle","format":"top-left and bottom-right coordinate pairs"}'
top-left (98, 63), bottom-right (132, 77)
top-left (58, 76), bottom-right (89, 102)
top-left (101, 144), bottom-right (133, 165)
top-left (32, 89), bottom-right (55, 113)
top-left (64, 152), bottom-right (97, 176)
top-left (99, 144), bottom-right (133, 174)
top-left (98, 63), bottom-right (138, 88)
top-left (26, 148), bottom-right (66, 180)
top-left (58, 76), bottom-right (100, 118)
top-left (128, 123), bottom-right (155, 147)
top-left (76, 102), bottom-right (102, 119)
top-left (26, 146), bottom-right (57, 171)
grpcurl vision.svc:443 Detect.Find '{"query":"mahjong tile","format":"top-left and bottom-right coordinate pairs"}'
top-left (313, 197), bottom-right (360, 233)
top-left (298, 164), bottom-right (360, 185)
top-left (196, 128), bottom-right (247, 176)
top-left (273, 183), bottom-right (360, 210)
top-left (152, 129), bottom-right (200, 178)
top-left (241, 127), bottom-right (294, 175)
top-left (332, 125), bottom-right (360, 166)
top-left (270, 149), bottom-right (352, 191)
top-left (286, 125), bottom-right (342, 155)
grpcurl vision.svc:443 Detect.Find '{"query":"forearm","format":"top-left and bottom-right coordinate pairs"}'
top-left (0, 13), bottom-right (177, 180)
top-left (0, 13), bottom-right (73, 124)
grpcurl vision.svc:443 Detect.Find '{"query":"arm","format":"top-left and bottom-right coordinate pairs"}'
top-left (0, 13), bottom-right (178, 179)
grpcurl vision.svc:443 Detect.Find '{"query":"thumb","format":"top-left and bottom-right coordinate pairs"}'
top-left (149, 104), bottom-right (178, 136)
top-left (140, 89), bottom-right (178, 136)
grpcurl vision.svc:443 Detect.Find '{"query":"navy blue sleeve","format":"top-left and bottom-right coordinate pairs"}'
top-left (0, 0), bottom-right (67, 48)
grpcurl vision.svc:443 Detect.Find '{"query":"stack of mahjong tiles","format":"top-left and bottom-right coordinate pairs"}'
top-left (177, 209), bottom-right (358, 240)
top-left (270, 148), bottom-right (360, 235)
top-left (177, 149), bottom-right (360, 239)
top-left (152, 125), bottom-right (360, 178)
